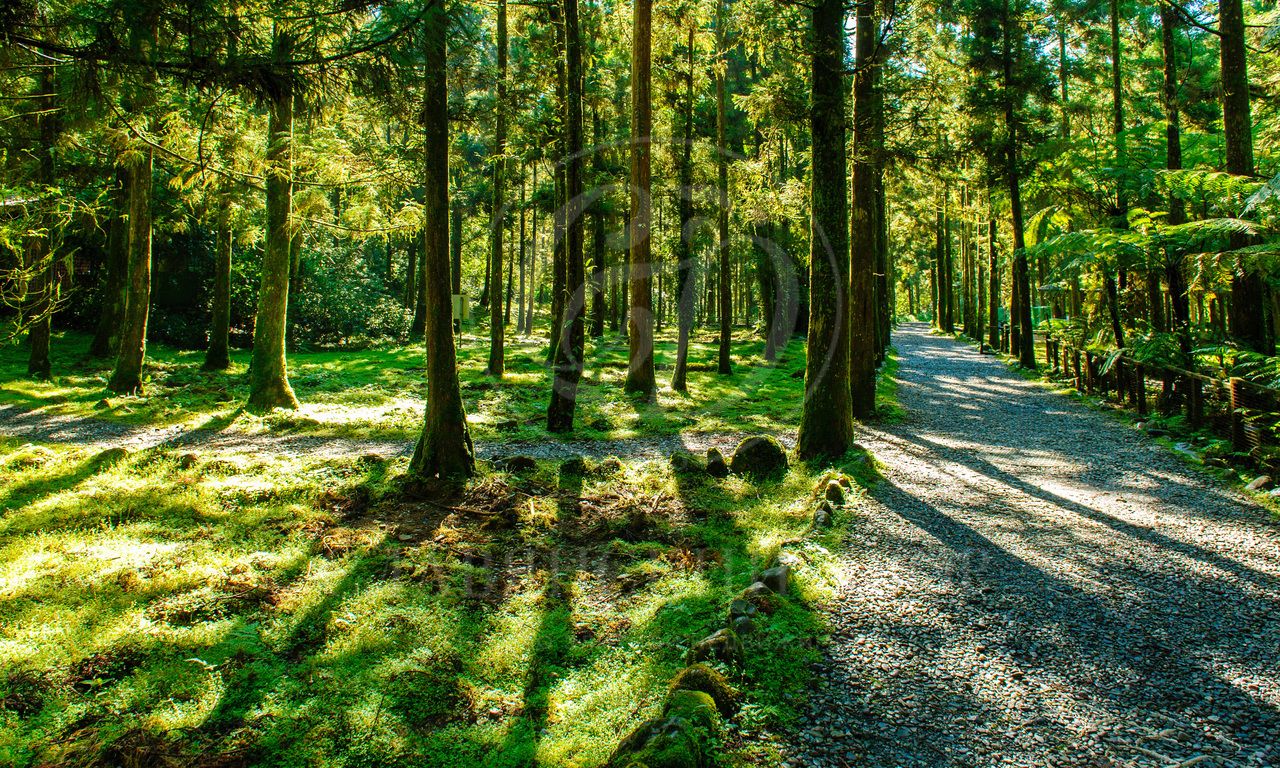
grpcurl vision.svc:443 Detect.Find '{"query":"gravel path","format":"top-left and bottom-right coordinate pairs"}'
top-left (0, 404), bottom-right (788, 462)
top-left (788, 323), bottom-right (1280, 768)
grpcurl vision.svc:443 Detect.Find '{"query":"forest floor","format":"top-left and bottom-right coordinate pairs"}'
top-left (0, 326), bottom-right (888, 768)
top-left (784, 323), bottom-right (1280, 767)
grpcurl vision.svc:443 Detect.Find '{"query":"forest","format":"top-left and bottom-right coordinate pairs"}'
top-left (2, 0), bottom-right (1279, 766)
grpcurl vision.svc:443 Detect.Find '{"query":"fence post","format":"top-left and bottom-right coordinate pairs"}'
top-left (1073, 350), bottom-right (1083, 392)
top-left (1188, 377), bottom-right (1202, 428)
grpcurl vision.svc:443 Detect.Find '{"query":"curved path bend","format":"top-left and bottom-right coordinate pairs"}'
top-left (789, 323), bottom-right (1280, 767)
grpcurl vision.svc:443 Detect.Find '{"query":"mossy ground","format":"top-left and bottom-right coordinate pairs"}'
top-left (0, 328), bottom-right (822, 445)
top-left (0, 327), bottom-right (898, 767)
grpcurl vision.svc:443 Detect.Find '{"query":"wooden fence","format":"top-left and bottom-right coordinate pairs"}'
top-left (1036, 332), bottom-right (1280, 467)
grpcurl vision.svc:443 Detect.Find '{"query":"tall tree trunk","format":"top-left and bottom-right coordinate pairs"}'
top-left (715, 0), bottom-right (733, 375)
top-left (90, 168), bottom-right (128, 359)
top-left (487, 0), bottom-right (509, 376)
top-left (505, 217), bottom-right (515, 324)
top-left (547, 4), bottom-right (568, 361)
top-left (26, 68), bottom-right (56, 381)
top-left (672, 26), bottom-right (696, 393)
top-left (849, 0), bottom-right (876, 418)
top-left (797, 0), bottom-right (853, 458)
top-left (988, 217), bottom-right (1000, 349)
top-left (204, 197), bottom-right (233, 370)
top-left (1058, 23), bottom-right (1070, 140)
top-left (1105, 0), bottom-right (1127, 350)
top-left (247, 72), bottom-right (300, 410)
top-left (590, 111), bottom-right (606, 338)
top-left (108, 148), bottom-right (154, 394)
top-left (873, 84), bottom-right (890, 360)
top-left (411, 230), bottom-right (428, 336)
top-left (547, 0), bottom-right (586, 431)
top-left (404, 235), bottom-right (417, 308)
top-left (934, 203), bottom-right (945, 330)
top-left (518, 166), bottom-right (528, 334)
top-left (451, 190), bottom-right (463, 332)
top-left (410, 2), bottom-right (475, 479)
top-left (1160, 3), bottom-right (1191, 363)
top-left (1221, 0), bottom-right (1268, 352)
top-left (526, 163), bottom-right (538, 333)
top-left (1002, 0), bottom-right (1035, 368)
top-left (625, 0), bottom-right (655, 397)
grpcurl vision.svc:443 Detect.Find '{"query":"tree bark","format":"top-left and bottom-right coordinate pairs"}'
top-left (849, 0), bottom-right (876, 418)
top-left (1002, 0), bottom-right (1035, 368)
top-left (487, 0), bottom-right (509, 376)
top-left (247, 72), bottom-right (300, 410)
top-left (90, 168), bottom-right (128, 359)
top-left (409, 1), bottom-right (475, 479)
top-left (1160, 3), bottom-right (1192, 363)
top-left (526, 163), bottom-right (538, 333)
top-left (1220, 0), bottom-right (1268, 352)
top-left (404, 234), bottom-right (417, 308)
top-left (108, 148), bottom-right (154, 394)
top-left (988, 217), bottom-right (1000, 349)
top-left (715, 0), bottom-right (733, 375)
top-left (26, 68), bottom-right (56, 381)
top-left (624, 0), bottom-right (655, 397)
top-left (547, 0), bottom-right (586, 431)
top-left (671, 26), bottom-right (696, 393)
top-left (518, 166), bottom-right (528, 334)
top-left (797, 0), bottom-right (854, 458)
top-left (411, 229), bottom-right (427, 337)
top-left (590, 110), bottom-right (606, 339)
top-left (204, 197), bottom-right (233, 370)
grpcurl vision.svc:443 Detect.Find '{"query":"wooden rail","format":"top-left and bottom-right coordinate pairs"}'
top-left (1035, 331), bottom-right (1280, 466)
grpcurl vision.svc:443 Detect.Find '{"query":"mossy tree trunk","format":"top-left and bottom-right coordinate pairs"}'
top-left (204, 196), bottom-right (233, 370)
top-left (107, 148), bottom-right (154, 394)
top-left (797, 0), bottom-right (854, 459)
top-left (248, 71), bottom-right (300, 411)
top-left (547, 0), bottom-right (586, 432)
top-left (90, 168), bottom-right (128, 359)
top-left (624, 0), bottom-right (656, 398)
top-left (410, 1), bottom-right (475, 480)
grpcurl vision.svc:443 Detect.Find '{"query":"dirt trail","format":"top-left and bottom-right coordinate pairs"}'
top-left (787, 323), bottom-right (1280, 767)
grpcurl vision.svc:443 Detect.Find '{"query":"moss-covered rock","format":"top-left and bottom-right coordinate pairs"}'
top-left (608, 690), bottom-right (722, 768)
top-left (668, 663), bottom-right (738, 716)
top-left (705, 448), bottom-right (729, 478)
top-left (669, 450), bottom-right (704, 475)
top-left (729, 436), bottom-right (788, 479)
top-left (559, 455), bottom-right (589, 475)
top-left (686, 628), bottom-right (743, 667)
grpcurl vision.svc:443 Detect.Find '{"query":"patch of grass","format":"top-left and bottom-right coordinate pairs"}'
top-left (875, 347), bottom-right (905, 423)
top-left (0, 433), bottom-right (876, 768)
